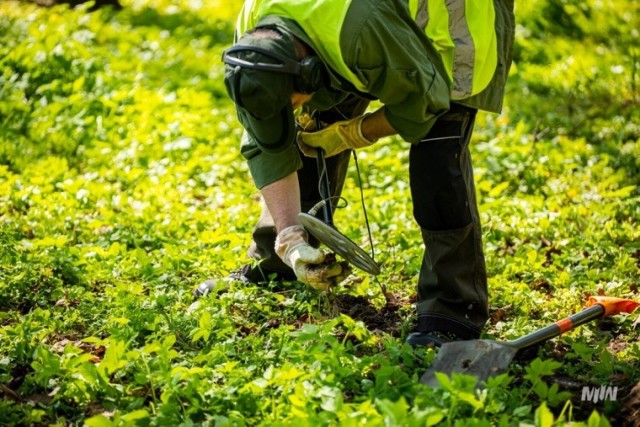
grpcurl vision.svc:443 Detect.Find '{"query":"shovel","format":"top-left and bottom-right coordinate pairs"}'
top-left (420, 296), bottom-right (640, 387)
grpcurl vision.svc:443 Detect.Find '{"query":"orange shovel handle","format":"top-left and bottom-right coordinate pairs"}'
top-left (507, 296), bottom-right (639, 350)
top-left (586, 296), bottom-right (640, 316)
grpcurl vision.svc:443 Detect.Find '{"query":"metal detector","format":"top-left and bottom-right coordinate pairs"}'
top-left (297, 148), bottom-right (380, 275)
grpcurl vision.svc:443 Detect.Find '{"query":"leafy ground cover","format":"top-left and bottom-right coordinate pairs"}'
top-left (0, 0), bottom-right (638, 425)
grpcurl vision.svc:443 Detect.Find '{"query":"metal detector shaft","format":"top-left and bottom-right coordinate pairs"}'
top-left (315, 148), bottom-right (334, 226)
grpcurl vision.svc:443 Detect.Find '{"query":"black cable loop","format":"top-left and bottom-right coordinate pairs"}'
top-left (352, 150), bottom-right (376, 263)
top-left (308, 196), bottom-right (348, 217)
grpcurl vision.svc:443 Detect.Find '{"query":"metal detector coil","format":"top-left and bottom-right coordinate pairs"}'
top-left (298, 125), bottom-right (380, 276)
top-left (298, 212), bottom-right (380, 275)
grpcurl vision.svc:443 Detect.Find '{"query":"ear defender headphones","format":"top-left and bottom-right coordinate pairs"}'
top-left (222, 30), bottom-right (327, 94)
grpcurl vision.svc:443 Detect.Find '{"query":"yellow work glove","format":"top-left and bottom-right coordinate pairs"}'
top-left (275, 225), bottom-right (351, 291)
top-left (297, 114), bottom-right (377, 158)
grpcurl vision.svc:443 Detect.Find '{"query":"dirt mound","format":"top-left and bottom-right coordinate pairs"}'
top-left (334, 294), bottom-right (406, 337)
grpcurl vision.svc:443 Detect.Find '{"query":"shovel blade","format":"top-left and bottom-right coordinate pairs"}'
top-left (420, 340), bottom-right (518, 388)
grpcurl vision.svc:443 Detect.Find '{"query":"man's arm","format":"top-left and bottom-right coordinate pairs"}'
top-left (342, 0), bottom-right (450, 143)
top-left (361, 107), bottom-right (397, 142)
top-left (260, 171), bottom-right (301, 233)
top-left (262, 171), bottom-right (351, 290)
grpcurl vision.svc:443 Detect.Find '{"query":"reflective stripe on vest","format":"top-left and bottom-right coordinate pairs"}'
top-left (236, 0), bottom-right (367, 92)
top-left (409, 0), bottom-right (498, 99)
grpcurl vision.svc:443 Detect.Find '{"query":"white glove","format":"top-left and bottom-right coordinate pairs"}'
top-left (275, 225), bottom-right (351, 291)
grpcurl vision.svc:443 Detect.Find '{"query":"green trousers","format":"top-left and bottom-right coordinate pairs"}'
top-left (409, 103), bottom-right (487, 339)
top-left (242, 100), bottom-right (487, 339)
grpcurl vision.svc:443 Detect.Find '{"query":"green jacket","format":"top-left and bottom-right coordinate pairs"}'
top-left (239, 0), bottom-right (515, 188)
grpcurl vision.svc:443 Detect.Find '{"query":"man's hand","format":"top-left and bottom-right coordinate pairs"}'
top-left (275, 225), bottom-right (351, 291)
top-left (297, 114), bottom-right (376, 157)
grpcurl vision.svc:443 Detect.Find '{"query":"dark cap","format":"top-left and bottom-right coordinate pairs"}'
top-left (223, 29), bottom-right (299, 153)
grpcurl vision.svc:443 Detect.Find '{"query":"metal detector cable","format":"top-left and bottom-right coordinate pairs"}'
top-left (311, 149), bottom-right (376, 262)
top-left (353, 150), bottom-right (389, 302)
top-left (352, 150), bottom-right (376, 262)
top-left (303, 109), bottom-right (380, 276)
top-left (312, 155), bottom-right (347, 216)
top-left (353, 150), bottom-right (391, 305)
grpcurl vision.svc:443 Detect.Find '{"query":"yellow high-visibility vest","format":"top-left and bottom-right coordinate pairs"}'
top-left (237, 0), bottom-right (498, 100)
top-left (408, 0), bottom-right (497, 99)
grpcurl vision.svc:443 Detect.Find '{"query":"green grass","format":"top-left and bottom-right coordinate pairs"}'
top-left (0, 0), bottom-right (638, 425)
